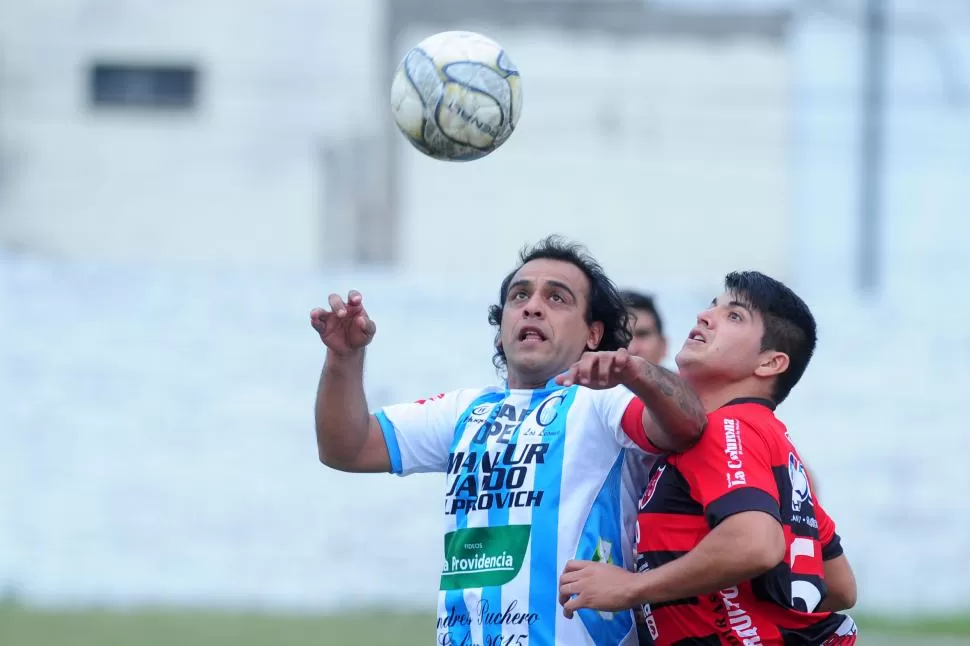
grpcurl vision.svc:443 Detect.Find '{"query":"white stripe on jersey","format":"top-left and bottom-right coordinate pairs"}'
top-left (378, 382), bottom-right (654, 646)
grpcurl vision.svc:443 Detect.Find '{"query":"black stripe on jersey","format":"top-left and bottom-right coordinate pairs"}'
top-left (637, 630), bottom-right (721, 646)
top-left (822, 534), bottom-right (844, 560)
top-left (771, 466), bottom-right (822, 539)
top-left (653, 597), bottom-right (700, 611)
top-left (780, 611), bottom-right (852, 644)
top-left (671, 636), bottom-right (722, 645)
top-left (640, 550), bottom-right (689, 569)
top-left (640, 463), bottom-right (704, 516)
top-left (751, 565), bottom-right (828, 613)
top-left (705, 487), bottom-right (782, 529)
top-left (722, 397), bottom-right (776, 410)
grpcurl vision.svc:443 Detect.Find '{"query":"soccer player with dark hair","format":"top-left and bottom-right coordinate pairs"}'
top-left (558, 271), bottom-right (859, 645)
top-left (312, 235), bottom-right (707, 646)
top-left (621, 290), bottom-right (668, 365)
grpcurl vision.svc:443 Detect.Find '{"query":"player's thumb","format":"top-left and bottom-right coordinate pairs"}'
top-left (360, 316), bottom-right (377, 338)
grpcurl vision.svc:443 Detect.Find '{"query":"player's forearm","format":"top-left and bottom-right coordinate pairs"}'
top-left (315, 350), bottom-right (371, 468)
top-left (627, 359), bottom-right (706, 452)
top-left (631, 513), bottom-right (784, 605)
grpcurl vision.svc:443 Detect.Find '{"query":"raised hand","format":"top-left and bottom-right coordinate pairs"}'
top-left (554, 348), bottom-right (642, 390)
top-left (310, 290), bottom-right (377, 357)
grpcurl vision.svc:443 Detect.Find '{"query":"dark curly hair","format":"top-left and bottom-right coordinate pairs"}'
top-left (487, 235), bottom-right (632, 372)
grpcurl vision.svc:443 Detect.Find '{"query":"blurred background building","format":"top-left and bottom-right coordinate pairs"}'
top-left (1, 0), bottom-right (968, 640)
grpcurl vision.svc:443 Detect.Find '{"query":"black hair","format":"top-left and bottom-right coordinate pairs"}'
top-left (621, 290), bottom-right (665, 337)
top-left (487, 235), bottom-right (631, 371)
top-left (724, 271), bottom-right (817, 404)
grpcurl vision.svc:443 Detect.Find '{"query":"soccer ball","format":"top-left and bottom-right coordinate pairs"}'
top-left (390, 31), bottom-right (523, 162)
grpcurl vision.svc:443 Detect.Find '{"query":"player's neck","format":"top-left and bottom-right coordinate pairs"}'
top-left (506, 372), bottom-right (551, 390)
top-left (693, 379), bottom-right (774, 414)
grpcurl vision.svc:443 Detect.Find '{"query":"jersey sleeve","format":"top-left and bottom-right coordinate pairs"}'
top-left (375, 390), bottom-right (469, 476)
top-left (816, 501), bottom-right (844, 560)
top-left (593, 386), bottom-right (664, 455)
top-left (675, 411), bottom-right (782, 529)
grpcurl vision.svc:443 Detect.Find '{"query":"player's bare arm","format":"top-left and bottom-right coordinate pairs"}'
top-left (817, 554), bottom-right (858, 612)
top-left (311, 290), bottom-right (391, 473)
top-left (558, 510), bottom-right (784, 616)
top-left (555, 348), bottom-right (706, 452)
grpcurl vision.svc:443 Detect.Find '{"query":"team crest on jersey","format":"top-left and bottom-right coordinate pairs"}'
top-left (788, 452), bottom-right (813, 512)
top-left (639, 464), bottom-right (666, 509)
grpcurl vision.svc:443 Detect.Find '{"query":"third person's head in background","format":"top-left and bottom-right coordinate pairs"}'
top-left (621, 290), bottom-right (667, 365)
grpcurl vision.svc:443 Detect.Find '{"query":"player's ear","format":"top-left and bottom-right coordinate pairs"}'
top-left (586, 321), bottom-right (604, 351)
top-left (754, 350), bottom-right (789, 378)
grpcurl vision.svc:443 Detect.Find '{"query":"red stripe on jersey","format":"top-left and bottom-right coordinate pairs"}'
top-left (637, 513), bottom-right (707, 553)
top-left (621, 397), bottom-right (663, 454)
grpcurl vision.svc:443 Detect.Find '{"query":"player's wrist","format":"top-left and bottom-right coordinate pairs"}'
top-left (630, 570), bottom-right (659, 606)
top-left (621, 355), bottom-right (649, 386)
top-left (325, 347), bottom-right (366, 367)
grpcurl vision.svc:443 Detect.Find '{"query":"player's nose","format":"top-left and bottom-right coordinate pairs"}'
top-left (696, 309), bottom-right (713, 328)
top-left (523, 294), bottom-right (546, 318)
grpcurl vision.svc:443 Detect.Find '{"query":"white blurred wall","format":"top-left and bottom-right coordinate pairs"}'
top-left (397, 28), bottom-right (792, 287)
top-left (0, 0), bottom-right (383, 268)
top-left (0, 1), bottom-right (792, 283)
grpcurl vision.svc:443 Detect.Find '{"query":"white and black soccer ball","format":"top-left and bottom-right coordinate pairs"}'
top-left (390, 31), bottom-right (523, 162)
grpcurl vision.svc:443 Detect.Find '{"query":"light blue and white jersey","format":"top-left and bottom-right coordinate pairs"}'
top-left (376, 379), bottom-right (661, 646)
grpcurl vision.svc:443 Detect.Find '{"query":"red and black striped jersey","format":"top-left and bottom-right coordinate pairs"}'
top-left (635, 398), bottom-right (857, 646)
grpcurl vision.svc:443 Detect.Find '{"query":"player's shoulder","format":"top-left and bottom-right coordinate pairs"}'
top-left (675, 399), bottom-right (778, 462)
top-left (709, 399), bottom-right (782, 436)
top-left (573, 384), bottom-right (637, 419)
top-left (409, 386), bottom-right (503, 408)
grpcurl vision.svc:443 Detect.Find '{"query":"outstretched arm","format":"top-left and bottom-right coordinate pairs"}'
top-left (558, 511), bottom-right (784, 616)
top-left (556, 349), bottom-right (706, 453)
top-left (817, 554), bottom-right (857, 612)
top-left (314, 350), bottom-right (390, 473)
top-left (626, 358), bottom-right (707, 452)
top-left (311, 291), bottom-right (390, 473)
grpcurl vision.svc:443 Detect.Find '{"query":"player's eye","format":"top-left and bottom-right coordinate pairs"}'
top-left (728, 311), bottom-right (742, 321)
top-left (549, 292), bottom-right (565, 303)
top-left (510, 290), bottom-right (528, 301)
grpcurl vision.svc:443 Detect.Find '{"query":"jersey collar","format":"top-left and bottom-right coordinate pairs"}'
top-left (503, 376), bottom-right (562, 392)
top-left (721, 397), bottom-right (776, 411)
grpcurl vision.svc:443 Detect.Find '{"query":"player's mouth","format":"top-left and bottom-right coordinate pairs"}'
top-left (686, 328), bottom-right (707, 345)
top-left (518, 326), bottom-right (547, 343)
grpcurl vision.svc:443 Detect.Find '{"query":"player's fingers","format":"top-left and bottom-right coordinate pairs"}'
top-left (562, 559), bottom-right (586, 573)
top-left (559, 570), bottom-right (581, 587)
top-left (347, 290), bottom-right (363, 306)
top-left (558, 587), bottom-right (571, 608)
top-left (594, 355), bottom-right (613, 387)
top-left (358, 314), bottom-right (377, 337)
top-left (310, 308), bottom-right (331, 329)
top-left (576, 356), bottom-right (596, 385)
top-left (563, 594), bottom-right (586, 615)
top-left (328, 293), bottom-right (348, 317)
top-left (612, 348), bottom-right (630, 373)
top-left (557, 364), bottom-right (581, 387)
top-left (558, 581), bottom-right (581, 600)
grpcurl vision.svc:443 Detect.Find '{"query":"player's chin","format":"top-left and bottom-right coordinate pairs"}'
top-left (674, 345), bottom-right (706, 367)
